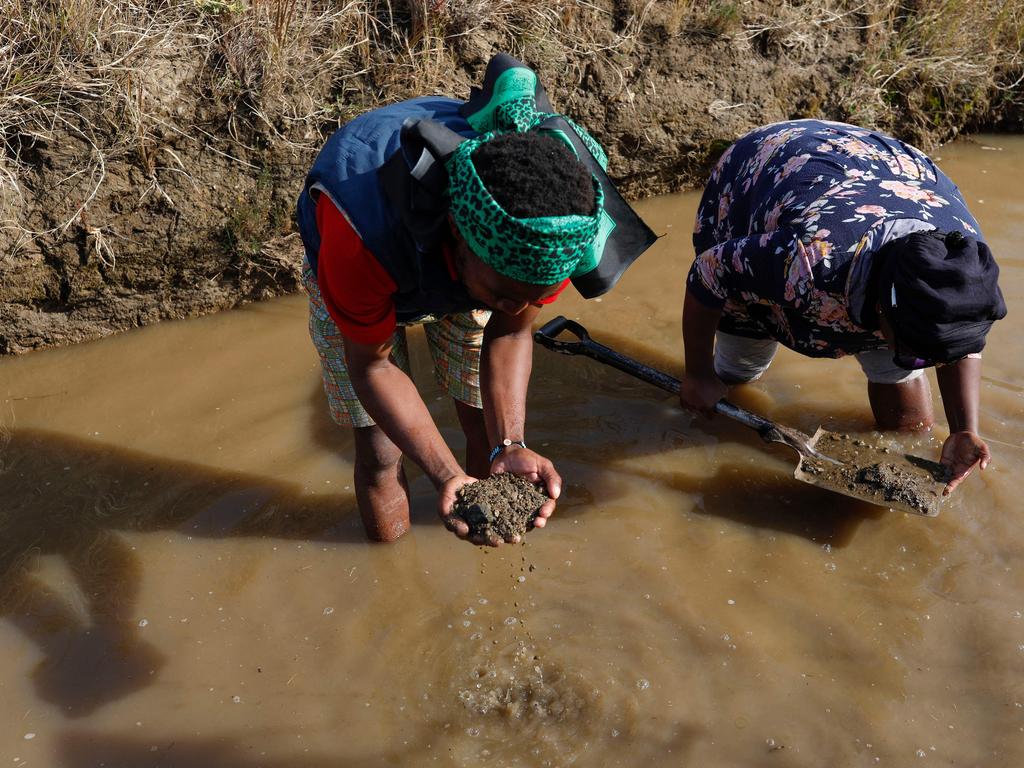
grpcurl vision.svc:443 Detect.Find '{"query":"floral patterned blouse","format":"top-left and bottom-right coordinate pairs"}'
top-left (687, 119), bottom-right (984, 357)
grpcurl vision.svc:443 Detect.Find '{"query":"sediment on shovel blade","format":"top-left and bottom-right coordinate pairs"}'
top-left (795, 429), bottom-right (949, 516)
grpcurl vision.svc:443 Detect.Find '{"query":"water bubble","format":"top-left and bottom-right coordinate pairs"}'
top-left (466, 727), bottom-right (480, 737)
top-left (478, 598), bottom-right (488, 605)
top-left (825, 562), bottom-right (837, 572)
top-left (23, 734), bottom-right (35, 741)
top-left (636, 678), bottom-right (650, 690)
top-left (727, 599), bottom-right (736, 605)
top-left (504, 617), bottom-right (518, 626)
top-left (138, 618), bottom-right (149, 628)
top-left (517, 576), bottom-right (526, 583)
top-left (464, 607), bottom-right (476, 616)
top-left (323, 607), bottom-right (334, 616)
top-left (232, 696), bottom-right (241, 704)
top-left (611, 729), bottom-right (620, 738)
top-left (462, 620), bottom-right (472, 628)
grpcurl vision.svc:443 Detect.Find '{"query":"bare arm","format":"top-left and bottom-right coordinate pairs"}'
top-left (480, 305), bottom-right (561, 521)
top-left (480, 305), bottom-right (539, 448)
top-left (344, 338), bottom-right (473, 517)
top-left (935, 355), bottom-right (991, 494)
top-left (680, 287), bottom-right (728, 416)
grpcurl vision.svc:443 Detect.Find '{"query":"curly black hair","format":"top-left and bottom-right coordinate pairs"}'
top-left (471, 132), bottom-right (597, 218)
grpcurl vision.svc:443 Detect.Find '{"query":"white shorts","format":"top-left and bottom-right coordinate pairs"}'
top-left (713, 332), bottom-right (925, 385)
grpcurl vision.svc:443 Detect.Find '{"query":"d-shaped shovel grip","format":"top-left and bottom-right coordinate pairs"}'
top-left (534, 316), bottom-right (779, 438)
top-left (533, 315), bottom-right (590, 353)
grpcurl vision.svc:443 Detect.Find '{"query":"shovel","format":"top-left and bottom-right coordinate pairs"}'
top-left (534, 316), bottom-right (947, 516)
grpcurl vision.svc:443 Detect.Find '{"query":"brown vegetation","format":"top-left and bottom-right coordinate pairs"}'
top-left (1, 0), bottom-right (1021, 352)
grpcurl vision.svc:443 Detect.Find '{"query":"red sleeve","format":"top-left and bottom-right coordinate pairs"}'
top-left (536, 279), bottom-right (571, 304)
top-left (316, 195), bottom-right (398, 345)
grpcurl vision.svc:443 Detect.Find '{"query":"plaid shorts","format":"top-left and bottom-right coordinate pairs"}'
top-left (303, 265), bottom-right (490, 428)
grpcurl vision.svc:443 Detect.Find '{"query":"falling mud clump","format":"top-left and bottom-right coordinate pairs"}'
top-left (452, 473), bottom-right (548, 541)
top-left (797, 431), bottom-right (950, 516)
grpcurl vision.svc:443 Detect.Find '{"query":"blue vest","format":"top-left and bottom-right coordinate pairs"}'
top-left (296, 97), bottom-right (481, 324)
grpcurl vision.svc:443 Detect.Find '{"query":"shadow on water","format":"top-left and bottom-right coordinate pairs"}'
top-left (634, 461), bottom-right (884, 546)
top-left (0, 427), bottom-right (366, 718)
top-left (57, 718), bottom-right (704, 768)
top-left (57, 731), bottom-right (430, 768)
top-left (529, 328), bottom-right (886, 545)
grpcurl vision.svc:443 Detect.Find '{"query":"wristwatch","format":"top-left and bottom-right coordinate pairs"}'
top-left (489, 438), bottom-right (526, 463)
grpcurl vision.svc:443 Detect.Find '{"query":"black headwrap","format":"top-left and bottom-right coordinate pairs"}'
top-left (877, 230), bottom-right (1007, 363)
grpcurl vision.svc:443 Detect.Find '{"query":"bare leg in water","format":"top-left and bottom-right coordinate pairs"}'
top-left (867, 376), bottom-right (935, 432)
top-left (352, 425), bottom-right (410, 543)
top-left (351, 401), bottom-right (489, 542)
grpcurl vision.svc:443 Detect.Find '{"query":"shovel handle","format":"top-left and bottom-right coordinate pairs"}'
top-left (534, 316), bottom-right (776, 437)
top-left (534, 315), bottom-right (591, 353)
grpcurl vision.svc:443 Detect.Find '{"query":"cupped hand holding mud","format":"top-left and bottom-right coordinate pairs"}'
top-left (437, 472), bottom-right (485, 541)
top-left (490, 446), bottom-right (560, 529)
top-left (940, 430), bottom-right (991, 495)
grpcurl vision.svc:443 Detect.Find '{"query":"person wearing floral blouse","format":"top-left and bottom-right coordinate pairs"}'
top-left (681, 120), bottom-right (1006, 495)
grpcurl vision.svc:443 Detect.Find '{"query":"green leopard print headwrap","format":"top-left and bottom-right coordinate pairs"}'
top-left (446, 68), bottom-right (608, 285)
top-left (447, 132), bottom-right (605, 285)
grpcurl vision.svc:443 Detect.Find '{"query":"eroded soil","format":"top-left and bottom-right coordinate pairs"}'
top-left (4, 1), bottom-right (1020, 354)
top-left (452, 473), bottom-right (549, 541)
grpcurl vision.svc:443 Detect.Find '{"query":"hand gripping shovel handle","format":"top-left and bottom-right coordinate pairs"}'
top-left (534, 316), bottom-right (778, 438)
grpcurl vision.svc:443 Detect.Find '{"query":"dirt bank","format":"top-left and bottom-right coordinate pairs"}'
top-left (2, 0), bottom-right (1021, 353)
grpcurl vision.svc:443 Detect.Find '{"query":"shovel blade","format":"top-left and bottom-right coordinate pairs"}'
top-left (793, 428), bottom-right (948, 516)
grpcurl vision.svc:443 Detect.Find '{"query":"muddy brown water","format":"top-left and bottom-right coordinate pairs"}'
top-left (1, 136), bottom-right (1022, 767)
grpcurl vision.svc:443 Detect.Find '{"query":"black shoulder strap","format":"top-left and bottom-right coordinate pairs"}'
top-left (377, 118), bottom-right (468, 249)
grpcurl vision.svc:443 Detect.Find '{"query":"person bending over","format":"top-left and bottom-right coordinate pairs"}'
top-left (296, 54), bottom-right (654, 542)
top-left (680, 119), bottom-right (1006, 494)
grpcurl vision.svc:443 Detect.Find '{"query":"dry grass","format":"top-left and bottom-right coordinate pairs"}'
top-left (0, 0), bottom-right (1021, 255)
top-left (856, 0), bottom-right (1023, 138)
top-left (0, 0), bottom-right (659, 236)
top-left (715, 0), bottom-right (1023, 141)
top-left (0, 0), bottom-right (370, 156)
top-left (0, 0), bottom-right (375, 249)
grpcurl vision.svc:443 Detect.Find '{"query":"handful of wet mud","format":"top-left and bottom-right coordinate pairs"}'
top-left (451, 473), bottom-right (549, 541)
